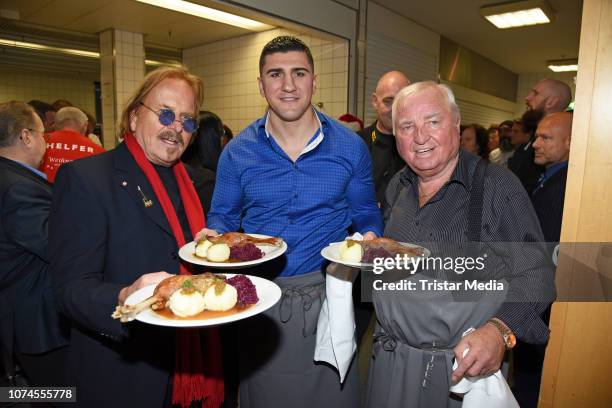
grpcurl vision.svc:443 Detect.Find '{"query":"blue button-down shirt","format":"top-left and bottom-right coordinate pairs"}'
top-left (208, 110), bottom-right (383, 277)
top-left (16, 160), bottom-right (48, 180)
top-left (532, 161), bottom-right (568, 195)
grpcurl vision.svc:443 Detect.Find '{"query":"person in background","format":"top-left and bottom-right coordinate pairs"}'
top-left (358, 70), bottom-right (411, 206)
top-left (512, 111), bottom-right (573, 408)
top-left (51, 99), bottom-right (73, 111)
top-left (201, 36), bottom-right (382, 408)
top-left (28, 100), bottom-right (56, 133)
top-left (49, 67), bottom-right (224, 408)
top-left (0, 101), bottom-right (69, 387)
top-left (181, 111), bottom-right (224, 214)
top-left (525, 79), bottom-right (572, 115)
top-left (508, 110), bottom-right (545, 195)
top-left (42, 107), bottom-right (105, 182)
top-left (489, 120), bottom-right (515, 166)
top-left (487, 125), bottom-right (499, 153)
top-left (338, 113), bottom-right (364, 132)
top-left (531, 112), bottom-right (572, 242)
top-left (83, 110), bottom-right (103, 146)
top-left (366, 81), bottom-right (555, 407)
top-left (222, 125), bottom-right (233, 149)
top-left (460, 123), bottom-right (489, 160)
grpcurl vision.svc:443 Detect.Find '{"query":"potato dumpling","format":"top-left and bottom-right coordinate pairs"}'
top-left (206, 243), bottom-right (231, 262)
top-left (203, 283), bottom-right (238, 312)
top-left (168, 290), bottom-right (206, 317)
top-left (339, 240), bottom-right (363, 263)
top-left (195, 238), bottom-right (213, 258)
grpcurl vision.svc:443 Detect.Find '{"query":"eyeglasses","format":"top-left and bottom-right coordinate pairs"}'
top-left (139, 102), bottom-right (198, 133)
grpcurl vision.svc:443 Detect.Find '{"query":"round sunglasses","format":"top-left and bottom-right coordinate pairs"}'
top-left (139, 102), bottom-right (198, 133)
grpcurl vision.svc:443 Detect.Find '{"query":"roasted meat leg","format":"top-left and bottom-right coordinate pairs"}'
top-left (206, 232), bottom-right (283, 247)
top-left (112, 273), bottom-right (222, 322)
top-left (350, 237), bottom-right (423, 256)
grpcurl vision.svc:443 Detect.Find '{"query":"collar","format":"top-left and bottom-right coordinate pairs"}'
top-left (400, 149), bottom-right (474, 191)
top-left (262, 106), bottom-right (325, 156)
top-left (15, 160), bottom-right (48, 180)
top-left (543, 161), bottom-right (568, 180)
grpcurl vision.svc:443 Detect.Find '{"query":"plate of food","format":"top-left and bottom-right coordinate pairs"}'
top-left (321, 237), bottom-right (430, 268)
top-left (112, 273), bottom-right (281, 327)
top-left (179, 232), bottom-right (287, 269)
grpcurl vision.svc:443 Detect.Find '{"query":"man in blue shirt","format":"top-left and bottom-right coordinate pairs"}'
top-left (202, 36), bottom-right (382, 408)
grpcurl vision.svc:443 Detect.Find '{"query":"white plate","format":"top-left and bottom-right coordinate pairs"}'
top-left (179, 234), bottom-right (287, 269)
top-left (123, 274), bottom-right (281, 327)
top-left (321, 241), bottom-right (430, 268)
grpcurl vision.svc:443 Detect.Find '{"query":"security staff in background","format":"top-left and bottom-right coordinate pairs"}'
top-left (358, 71), bottom-right (410, 206)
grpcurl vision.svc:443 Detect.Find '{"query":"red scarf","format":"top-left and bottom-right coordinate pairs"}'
top-left (124, 133), bottom-right (224, 408)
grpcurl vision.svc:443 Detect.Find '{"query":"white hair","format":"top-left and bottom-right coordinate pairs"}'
top-left (55, 107), bottom-right (88, 130)
top-left (391, 81), bottom-right (460, 134)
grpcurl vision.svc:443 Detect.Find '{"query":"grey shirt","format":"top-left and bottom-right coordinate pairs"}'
top-left (382, 149), bottom-right (556, 344)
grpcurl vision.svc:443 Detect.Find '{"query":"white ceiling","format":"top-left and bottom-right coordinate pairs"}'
top-left (0, 0), bottom-right (278, 49)
top-left (373, 0), bottom-right (583, 74)
top-left (0, 0), bottom-right (582, 75)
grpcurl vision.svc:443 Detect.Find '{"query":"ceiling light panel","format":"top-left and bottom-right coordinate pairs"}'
top-left (481, 0), bottom-right (554, 29)
top-left (134, 0), bottom-right (274, 31)
top-left (0, 37), bottom-right (176, 66)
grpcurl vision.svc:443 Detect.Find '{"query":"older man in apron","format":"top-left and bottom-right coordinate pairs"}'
top-left (366, 82), bottom-right (555, 407)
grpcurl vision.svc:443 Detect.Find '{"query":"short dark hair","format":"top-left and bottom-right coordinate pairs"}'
top-left (464, 123), bottom-right (489, 159)
top-left (259, 36), bottom-right (314, 73)
top-left (0, 101), bottom-right (37, 147)
top-left (520, 109), bottom-right (544, 137)
top-left (28, 100), bottom-right (55, 122)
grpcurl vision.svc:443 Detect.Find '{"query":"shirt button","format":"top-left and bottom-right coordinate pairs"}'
top-left (293, 193), bottom-right (298, 198)
top-left (171, 252), bottom-right (178, 260)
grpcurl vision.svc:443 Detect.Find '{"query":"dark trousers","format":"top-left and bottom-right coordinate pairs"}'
top-left (511, 306), bottom-right (551, 408)
top-left (15, 346), bottom-right (69, 387)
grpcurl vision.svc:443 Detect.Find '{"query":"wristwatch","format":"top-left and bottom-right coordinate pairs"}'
top-left (487, 318), bottom-right (516, 349)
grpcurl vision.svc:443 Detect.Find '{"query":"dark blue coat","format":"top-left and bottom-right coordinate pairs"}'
top-left (0, 156), bottom-right (69, 355)
top-left (49, 143), bottom-right (187, 408)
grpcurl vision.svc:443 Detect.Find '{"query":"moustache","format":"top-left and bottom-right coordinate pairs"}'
top-left (158, 130), bottom-right (185, 147)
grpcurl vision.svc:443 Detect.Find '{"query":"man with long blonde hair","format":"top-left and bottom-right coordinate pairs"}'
top-left (49, 67), bottom-right (224, 408)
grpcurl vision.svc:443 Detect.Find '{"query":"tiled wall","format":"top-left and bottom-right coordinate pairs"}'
top-left (515, 72), bottom-right (577, 117)
top-left (0, 69), bottom-right (96, 116)
top-left (113, 30), bottom-right (145, 119)
top-left (99, 29), bottom-right (145, 148)
top-left (183, 28), bottom-right (349, 134)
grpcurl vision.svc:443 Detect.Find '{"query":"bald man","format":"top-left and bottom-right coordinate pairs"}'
top-left (513, 112), bottom-right (572, 408)
top-left (531, 112), bottom-right (572, 242)
top-left (525, 79), bottom-right (572, 115)
top-left (358, 70), bottom-right (411, 204)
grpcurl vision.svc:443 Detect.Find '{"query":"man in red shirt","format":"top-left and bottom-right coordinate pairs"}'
top-left (42, 107), bottom-right (105, 182)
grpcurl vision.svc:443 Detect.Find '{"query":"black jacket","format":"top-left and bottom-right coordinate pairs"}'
top-left (0, 156), bottom-right (69, 355)
top-left (357, 122), bottom-right (405, 204)
top-left (531, 165), bottom-right (568, 242)
top-left (508, 141), bottom-right (544, 195)
top-left (49, 143), bottom-right (189, 407)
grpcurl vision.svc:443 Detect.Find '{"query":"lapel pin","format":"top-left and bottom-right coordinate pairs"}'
top-left (121, 181), bottom-right (128, 186)
top-left (137, 186), bottom-right (153, 208)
